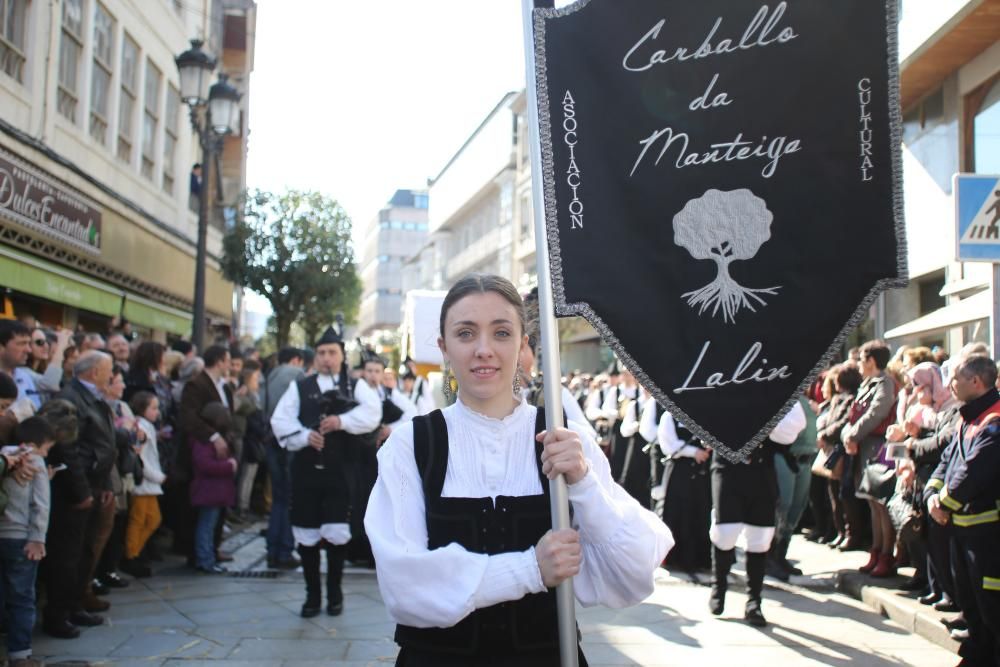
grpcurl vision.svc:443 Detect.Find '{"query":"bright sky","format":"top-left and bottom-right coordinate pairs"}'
top-left (246, 0), bottom-right (531, 237)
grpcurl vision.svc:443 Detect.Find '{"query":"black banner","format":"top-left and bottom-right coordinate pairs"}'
top-left (533, 0), bottom-right (906, 460)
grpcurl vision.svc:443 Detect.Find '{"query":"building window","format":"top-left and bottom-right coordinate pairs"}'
top-left (58, 0), bottom-right (84, 123)
top-left (89, 3), bottom-right (114, 145)
top-left (972, 77), bottom-right (1000, 174)
top-left (117, 33), bottom-right (138, 163)
top-left (413, 193), bottom-right (428, 209)
top-left (0, 0), bottom-right (27, 83)
top-left (141, 59), bottom-right (161, 180)
top-left (163, 85), bottom-right (179, 194)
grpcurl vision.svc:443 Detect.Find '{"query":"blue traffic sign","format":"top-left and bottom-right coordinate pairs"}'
top-left (956, 173), bottom-right (1000, 262)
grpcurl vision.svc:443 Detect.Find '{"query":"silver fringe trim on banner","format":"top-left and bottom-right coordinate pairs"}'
top-left (532, 0), bottom-right (908, 463)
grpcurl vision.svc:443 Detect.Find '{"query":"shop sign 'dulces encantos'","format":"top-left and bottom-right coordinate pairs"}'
top-left (532, 0), bottom-right (906, 461)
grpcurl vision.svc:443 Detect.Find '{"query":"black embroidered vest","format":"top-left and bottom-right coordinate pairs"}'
top-left (295, 374), bottom-right (359, 467)
top-left (393, 408), bottom-right (566, 656)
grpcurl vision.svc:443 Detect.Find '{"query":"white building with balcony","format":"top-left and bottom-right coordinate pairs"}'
top-left (880, 0), bottom-right (1000, 351)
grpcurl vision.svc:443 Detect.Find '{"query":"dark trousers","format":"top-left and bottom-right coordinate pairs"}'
top-left (613, 435), bottom-right (651, 506)
top-left (97, 511), bottom-right (128, 576)
top-left (926, 517), bottom-right (956, 601)
top-left (808, 475), bottom-right (834, 537)
top-left (266, 443), bottom-right (295, 560)
top-left (41, 504), bottom-right (89, 622)
top-left (951, 530), bottom-right (1000, 666)
top-left (164, 481), bottom-right (194, 557)
top-left (348, 442), bottom-right (379, 564)
top-left (79, 499), bottom-right (116, 598)
top-left (0, 538), bottom-right (38, 657)
top-left (825, 478), bottom-right (845, 537)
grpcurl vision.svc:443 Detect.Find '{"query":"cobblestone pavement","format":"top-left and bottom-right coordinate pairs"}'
top-left (28, 525), bottom-right (956, 666)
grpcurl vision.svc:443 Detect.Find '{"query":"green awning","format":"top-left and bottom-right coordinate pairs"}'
top-left (0, 246), bottom-right (121, 316)
top-left (123, 297), bottom-right (191, 336)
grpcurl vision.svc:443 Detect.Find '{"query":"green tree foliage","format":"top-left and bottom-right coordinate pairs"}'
top-left (222, 189), bottom-right (361, 347)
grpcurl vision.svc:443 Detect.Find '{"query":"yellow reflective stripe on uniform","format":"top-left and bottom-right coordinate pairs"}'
top-left (940, 489), bottom-right (963, 512)
top-left (984, 577), bottom-right (1000, 592)
top-left (926, 478), bottom-right (944, 491)
top-left (952, 509), bottom-right (1000, 527)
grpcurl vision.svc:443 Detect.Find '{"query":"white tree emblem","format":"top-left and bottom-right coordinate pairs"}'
top-left (673, 189), bottom-right (781, 324)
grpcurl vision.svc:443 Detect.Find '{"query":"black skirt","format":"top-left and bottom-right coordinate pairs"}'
top-left (396, 646), bottom-right (589, 666)
top-left (658, 457), bottom-right (712, 570)
top-left (711, 458), bottom-right (779, 527)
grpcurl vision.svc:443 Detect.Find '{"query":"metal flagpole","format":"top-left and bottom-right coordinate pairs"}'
top-left (521, 2), bottom-right (578, 666)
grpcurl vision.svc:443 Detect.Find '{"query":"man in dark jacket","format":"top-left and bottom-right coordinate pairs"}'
top-left (262, 347), bottom-right (305, 569)
top-left (176, 345), bottom-right (233, 564)
top-left (44, 350), bottom-right (115, 637)
top-left (926, 354), bottom-right (1000, 667)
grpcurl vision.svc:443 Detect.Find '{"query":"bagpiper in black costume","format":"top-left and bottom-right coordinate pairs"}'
top-left (270, 326), bottom-right (381, 617)
top-left (655, 408), bottom-right (712, 575)
top-left (708, 402), bottom-right (805, 627)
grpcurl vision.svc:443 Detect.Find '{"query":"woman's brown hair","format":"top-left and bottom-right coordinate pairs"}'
top-left (439, 273), bottom-right (526, 338)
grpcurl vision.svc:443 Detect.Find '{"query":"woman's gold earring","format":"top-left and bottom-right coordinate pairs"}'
top-left (513, 365), bottom-right (522, 396)
top-left (442, 363), bottom-right (457, 401)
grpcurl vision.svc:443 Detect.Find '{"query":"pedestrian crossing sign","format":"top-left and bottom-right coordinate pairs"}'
top-left (956, 173), bottom-right (1000, 262)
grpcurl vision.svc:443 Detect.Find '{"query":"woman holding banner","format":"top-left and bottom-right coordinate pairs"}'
top-left (365, 273), bottom-right (672, 666)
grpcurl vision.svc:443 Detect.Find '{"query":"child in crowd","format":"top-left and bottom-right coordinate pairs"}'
top-left (0, 417), bottom-right (55, 667)
top-left (122, 391), bottom-right (166, 578)
top-left (190, 402), bottom-right (236, 574)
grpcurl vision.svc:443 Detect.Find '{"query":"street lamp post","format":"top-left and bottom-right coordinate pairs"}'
top-left (175, 39), bottom-right (240, 351)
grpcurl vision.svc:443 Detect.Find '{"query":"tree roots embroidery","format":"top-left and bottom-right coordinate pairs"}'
top-left (674, 189), bottom-right (780, 324)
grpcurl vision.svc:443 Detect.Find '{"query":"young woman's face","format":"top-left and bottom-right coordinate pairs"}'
top-left (31, 330), bottom-right (49, 361)
top-left (917, 385), bottom-right (933, 406)
top-left (144, 397), bottom-right (160, 423)
top-left (438, 291), bottom-right (526, 412)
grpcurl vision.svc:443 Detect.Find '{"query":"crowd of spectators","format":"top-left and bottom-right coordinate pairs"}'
top-left (2, 308), bottom-right (997, 664)
top-left (0, 315), bottom-right (279, 665)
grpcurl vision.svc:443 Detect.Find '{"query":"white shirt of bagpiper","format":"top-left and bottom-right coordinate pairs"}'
top-left (270, 373), bottom-right (382, 546)
top-left (377, 385), bottom-right (418, 431)
top-left (519, 384), bottom-right (599, 443)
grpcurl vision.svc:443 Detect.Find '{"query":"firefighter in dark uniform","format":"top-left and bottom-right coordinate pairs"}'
top-left (925, 354), bottom-right (1000, 666)
top-left (709, 401), bottom-right (806, 627)
top-left (270, 326), bottom-right (381, 618)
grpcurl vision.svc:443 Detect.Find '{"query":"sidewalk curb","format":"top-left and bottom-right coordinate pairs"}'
top-left (723, 545), bottom-right (960, 655)
top-left (836, 571), bottom-right (961, 654)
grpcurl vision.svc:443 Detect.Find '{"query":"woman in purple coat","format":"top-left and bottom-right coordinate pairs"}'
top-left (190, 402), bottom-right (237, 573)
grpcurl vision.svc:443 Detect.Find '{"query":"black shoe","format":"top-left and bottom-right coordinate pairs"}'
top-left (91, 578), bottom-right (110, 596)
top-left (99, 572), bottom-right (130, 589)
top-left (196, 564), bottom-right (228, 574)
top-left (69, 610), bottom-right (104, 627)
top-left (43, 619), bottom-right (80, 639)
top-left (777, 556), bottom-right (802, 576)
top-left (934, 598), bottom-right (960, 612)
top-left (327, 602), bottom-right (343, 616)
top-left (120, 558), bottom-right (152, 578)
top-left (745, 602), bottom-right (768, 627)
top-left (766, 557), bottom-right (790, 582)
top-left (267, 556), bottom-right (301, 570)
top-left (301, 602), bottom-right (321, 618)
top-left (942, 616), bottom-right (967, 631)
top-left (919, 592), bottom-right (942, 606)
top-left (899, 577), bottom-right (928, 592)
